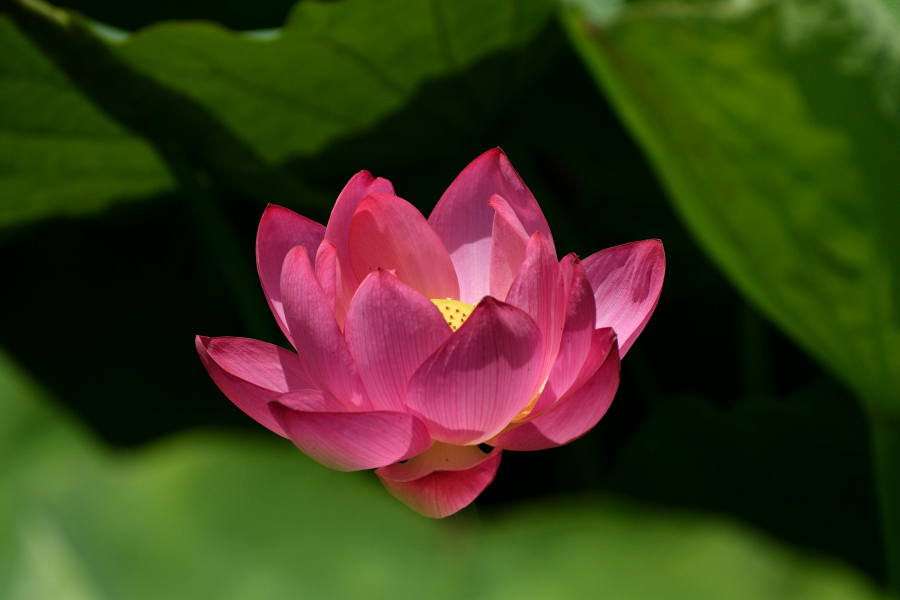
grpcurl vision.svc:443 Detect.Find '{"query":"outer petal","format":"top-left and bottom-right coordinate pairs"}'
top-left (405, 297), bottom-right (543, 445)
top-left (582, 240), bottom-right (665, 356)
top-left (195, 335), bottom-right (313, 436)
top-left (375, 443), bottom-right (502, 518)
top-left (270, 395), bottom-right (432, 472)
top-left (349, 193), bottom-right (460, 300)
top-left (429, 148), bottom-right (554, 304)
top-left (256, 205), bottom-right (326, 343)
top-left (271, 388), bottom-right (346, 412)
top-left (344, 271), bottom-right (451, 412)
top-left (280, 246), bottom-right (369, 409)
top-left (323, 171), bottom-right (395, 297)
top-left (528, 255), bottom-right (596, 416)
top-left (491, 330), bottom-right (620, 451)
top-left (488, 194), bottom-right (529, 301)
top-left (315, 240), bottom-right (350, 329)
top-left (566, 327), bottom-right (618, 404)
top-left (504, 232), bottom-right (565, 389)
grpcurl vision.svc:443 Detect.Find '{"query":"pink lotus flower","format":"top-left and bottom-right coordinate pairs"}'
top-left (196, 149), bottom-right (664, 518)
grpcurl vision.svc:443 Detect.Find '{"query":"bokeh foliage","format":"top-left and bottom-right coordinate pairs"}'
top-left (0, 350), bottom-right (885, 599)
top-left (565, 0), bottom-right (900, 587)
top-left (1, 0), bottom-right (897, 596)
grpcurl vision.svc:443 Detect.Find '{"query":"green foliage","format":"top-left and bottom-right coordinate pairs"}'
top-left (0, 349), bottom-right (885, 599)
top-left (564, 0), bottom-right (900, 417)
top-left (0, 16), bottom-right (171, 226)
top-left (0, 0), bottom-right (555, 225)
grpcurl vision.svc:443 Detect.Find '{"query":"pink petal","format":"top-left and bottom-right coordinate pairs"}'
top-left (323, 171), bottom-right (395, 297)
top-left (344, 271), bottom-right (452, 412)
top-left (582, 240), bottom-right (665, 356)
top-left (195, 335), bottom-right (313, 436)
top-left (488, 194), bottom-right (530, 301)
top-left (491, 330), bottom-right (620, 451)
top-left (256, 205), bottom-right (325, 343)
top-left (504, 232), bottom-right (565, 389)
top-left (429, 148), bottom-right (554, 304)
top-left (569, 327), bottom-right (618, 402)
top-left (529, 255), bottom-right (596, 416)
top-left (270, 395), bottom-right (432, 472)
top-left (348, 193), bottom-right (460, 301)
top-left (271, 388), bottom-right (346, 412)
top-left (522, 326), bottom-right (617, 422)
top-left (405, 297), bottom-right (543, 445)
top-left (280, 246), bottom-right (369, 409)
top-left (315, 240), bottom-right (350, 329)
top-left (376, 443), bottom-right (502, 518)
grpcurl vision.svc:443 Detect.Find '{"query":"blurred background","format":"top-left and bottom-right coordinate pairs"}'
top-left (1, 0), bottom-right (899, 597)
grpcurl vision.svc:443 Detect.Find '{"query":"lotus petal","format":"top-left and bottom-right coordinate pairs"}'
top-left (323, 171), bottom-right (395, 297)
top-left (256, 205), bottom-right (325, 343)
top-left (582, 240), bottom-right (665, 356)
top-left (280, 246), bottom-right (369, 409)
top-left (429, 148), bottom-right (553, 304)
top-left (376, 443), bottom-right (502, 518)
top-left (349, 193), bottom-right (459, 300)
top-left (405, 297), bottom-right (543, 445)
top-left (195, 335), bottom-right (312, 436)
top-left (492, 331), bottom-right (620, 451)
top-left (270, 394), bottom-right (432, 471)
top-left (345, 270), bottom-right (451, 412)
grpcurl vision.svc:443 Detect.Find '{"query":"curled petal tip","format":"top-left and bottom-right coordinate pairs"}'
top-left (582, 240), bottom-right (665, 356)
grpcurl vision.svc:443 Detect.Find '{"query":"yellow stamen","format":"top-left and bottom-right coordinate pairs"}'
top-left (431, 298), bottom-right (475, 331)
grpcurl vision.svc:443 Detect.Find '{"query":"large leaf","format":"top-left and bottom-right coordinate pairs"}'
top-left (0, 349), bottom-right (885, 599)
top-left (1, 0), bottom-right (556, 226)
top-left (0, 16), bottom-right (172, 226)
top-left (564, 0), bottom-right (900, 416)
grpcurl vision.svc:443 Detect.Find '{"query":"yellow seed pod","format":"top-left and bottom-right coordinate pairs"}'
top-left (431, 298), bottom-right (475, 332)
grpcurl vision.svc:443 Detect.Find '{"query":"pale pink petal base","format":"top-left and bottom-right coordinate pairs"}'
top-left (270, 395), bottom-right (432, 472)
top-left (376, 443), bottom-right (502, 518)
top-left (429, 148), bottom-right (554, 304)
top-left (581, 239), bottom-right (665, 356)
top-left (491, 333), bottom-right (620, 451)
top-left (195, 336), bottom-right (313, 436)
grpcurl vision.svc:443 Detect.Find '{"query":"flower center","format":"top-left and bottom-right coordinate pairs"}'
top-left (430, 297), bottom-right (541, 426)
top-left (431, 298), bottom-right (474, 332)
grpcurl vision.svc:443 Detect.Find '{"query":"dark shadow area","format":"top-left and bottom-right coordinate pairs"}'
top-left (58, 0), bottom-right (300, 31)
